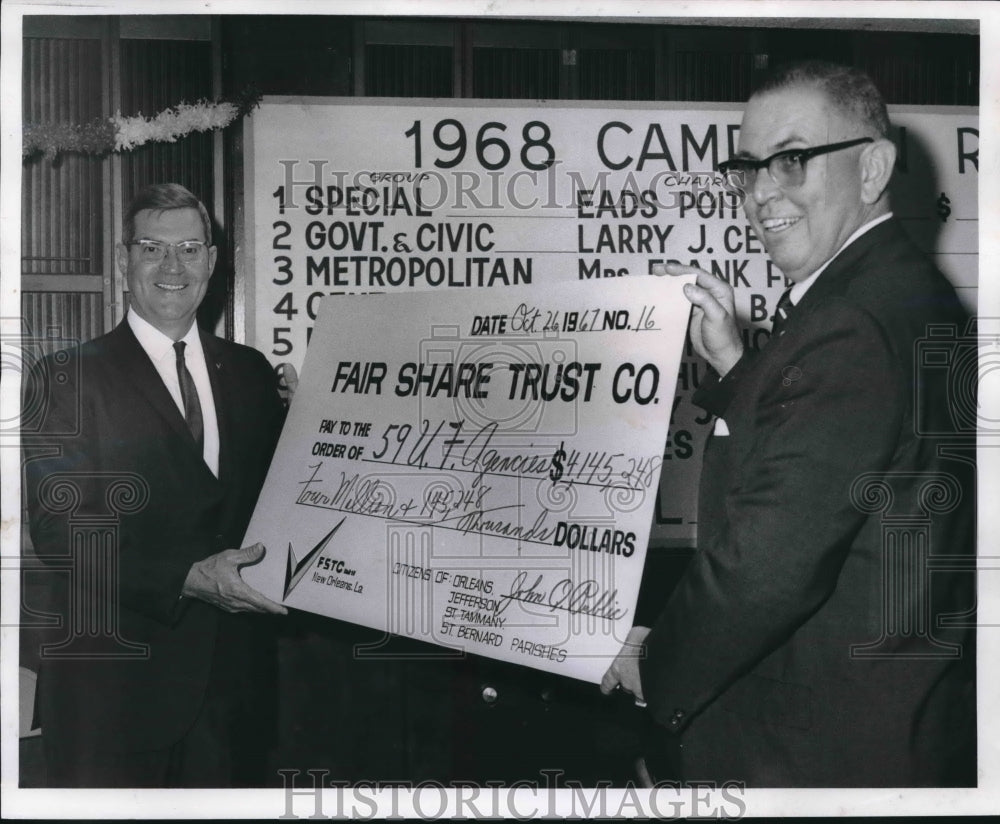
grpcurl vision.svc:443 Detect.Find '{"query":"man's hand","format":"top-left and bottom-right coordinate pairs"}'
top-left (182, 542), bottom-right (288, 615)
top-left (277, 363), bottom-right (299, 407)
top-left (600, 625), bottom-right (651, 703)
top-left (656, 262), bottom-right (744, 376)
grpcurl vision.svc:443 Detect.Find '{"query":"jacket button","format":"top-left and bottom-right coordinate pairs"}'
top-left (481, 685), bottom-right (498, 704)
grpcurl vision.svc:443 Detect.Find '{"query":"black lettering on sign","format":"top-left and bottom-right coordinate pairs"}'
top-left (957, 127), bottom-right (978, 173)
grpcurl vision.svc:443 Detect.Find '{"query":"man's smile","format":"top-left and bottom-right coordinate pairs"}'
top-left (760, 216), bottom-right (802, 233)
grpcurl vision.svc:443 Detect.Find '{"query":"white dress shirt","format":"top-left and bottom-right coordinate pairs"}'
top-left (127, 311), bottom-right (220, 477)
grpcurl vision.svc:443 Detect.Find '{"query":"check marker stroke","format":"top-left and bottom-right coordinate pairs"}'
top-left (283, 517), bottom-right (347, 599)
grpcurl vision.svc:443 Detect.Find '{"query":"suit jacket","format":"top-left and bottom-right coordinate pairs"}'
top-left (25, 321), bottom-right (284, 757)
top-left (640, 219), bottom-right (976, 787)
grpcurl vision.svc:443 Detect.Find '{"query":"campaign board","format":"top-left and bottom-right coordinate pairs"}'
top-left (242, 98), bottom-right (978, 544)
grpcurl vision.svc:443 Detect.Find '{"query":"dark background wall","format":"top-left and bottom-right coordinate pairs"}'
top-left (19, 13), bottom-right (979, 787)
top-left (223, 17), bottom-right (978, 103)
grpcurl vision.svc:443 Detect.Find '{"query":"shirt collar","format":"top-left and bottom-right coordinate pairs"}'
top-left (127, 311), bottom-right (201, 363)
top-left (789, 212), bottom-right (893, 305)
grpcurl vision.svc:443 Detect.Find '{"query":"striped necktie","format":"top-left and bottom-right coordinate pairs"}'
top-left (173, 341), bottom-right (204, 451)
top-left (771, 289), bottom-right (795, 338)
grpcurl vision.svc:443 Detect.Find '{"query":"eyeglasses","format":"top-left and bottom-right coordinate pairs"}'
top-left (127, 239), bottom-right (210, 264)
top-left (718, 137), bottom-right (874, 194)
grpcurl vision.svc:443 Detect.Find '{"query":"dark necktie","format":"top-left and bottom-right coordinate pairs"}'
top-left (173, 341), bottom-right (204, 451)
top-left (771, 289), bottom-right (795, 338)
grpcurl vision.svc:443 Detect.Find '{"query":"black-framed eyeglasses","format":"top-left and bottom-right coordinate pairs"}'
top-left (718, 137), bottom-right (874, 194)
top-left (127, 239), bottom-right (210, 264)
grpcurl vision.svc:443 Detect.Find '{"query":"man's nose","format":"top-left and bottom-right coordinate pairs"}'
top-left (751, 165), bottom-right (782, 206)
top-left (159, 246), bottom-right (183, 272)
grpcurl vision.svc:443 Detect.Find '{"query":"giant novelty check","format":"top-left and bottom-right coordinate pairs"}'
top-left (243, 275), bottom-right (693, 683)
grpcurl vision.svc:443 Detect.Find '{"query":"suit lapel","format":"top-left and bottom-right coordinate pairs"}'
top-left (105, 322), bottom-right (222, 486)
top-left (750, 220), bottom-right (905, 415)
top-left (105, 323), bottom-right (199, 447)
top-left (791, 218), bottom-right (898, 319)
top-left (201, 332), bottom-right (232, 486)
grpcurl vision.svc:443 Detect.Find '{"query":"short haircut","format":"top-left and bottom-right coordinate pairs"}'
top-left (751, 60), bottom-right (891, 139)
top-left (122, 183), bottom-right (213, 244)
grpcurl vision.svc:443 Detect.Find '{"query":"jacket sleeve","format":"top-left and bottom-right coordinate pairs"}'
top-left (24, 350), bottom-right (200, 625)
top-left (691, 347), bottom-right (760, 420)
top-left (639, 298), bottom-right (904, 733)
top-left (25, 350), bottom-right (92, 564)
top-left (632, 350), bottom-right (761, 628)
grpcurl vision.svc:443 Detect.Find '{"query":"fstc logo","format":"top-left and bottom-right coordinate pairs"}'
top-left (283, 517), bottom-right (346, 599)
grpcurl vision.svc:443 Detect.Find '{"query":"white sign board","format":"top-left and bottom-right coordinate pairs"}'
top-left (244, 98), bottom-right (978, 543)
top-left (243, 275), bottom-right (692, 683)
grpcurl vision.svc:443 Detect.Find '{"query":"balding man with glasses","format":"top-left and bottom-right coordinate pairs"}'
top-left (26, 183), bottom-right (289, 787)
top-left (602, 61), bottom-right (976, 787)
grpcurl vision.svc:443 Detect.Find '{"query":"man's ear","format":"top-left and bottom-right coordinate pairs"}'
top-left (859, 138), bottom-right (896, 205)
top-left (115, 242), bottom-right (129, 277)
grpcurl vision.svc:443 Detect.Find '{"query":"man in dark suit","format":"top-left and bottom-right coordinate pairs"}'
top-left (25, 183), bottom-right (288, 787)
top-left (601, 61), bottom-right (976, 786)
